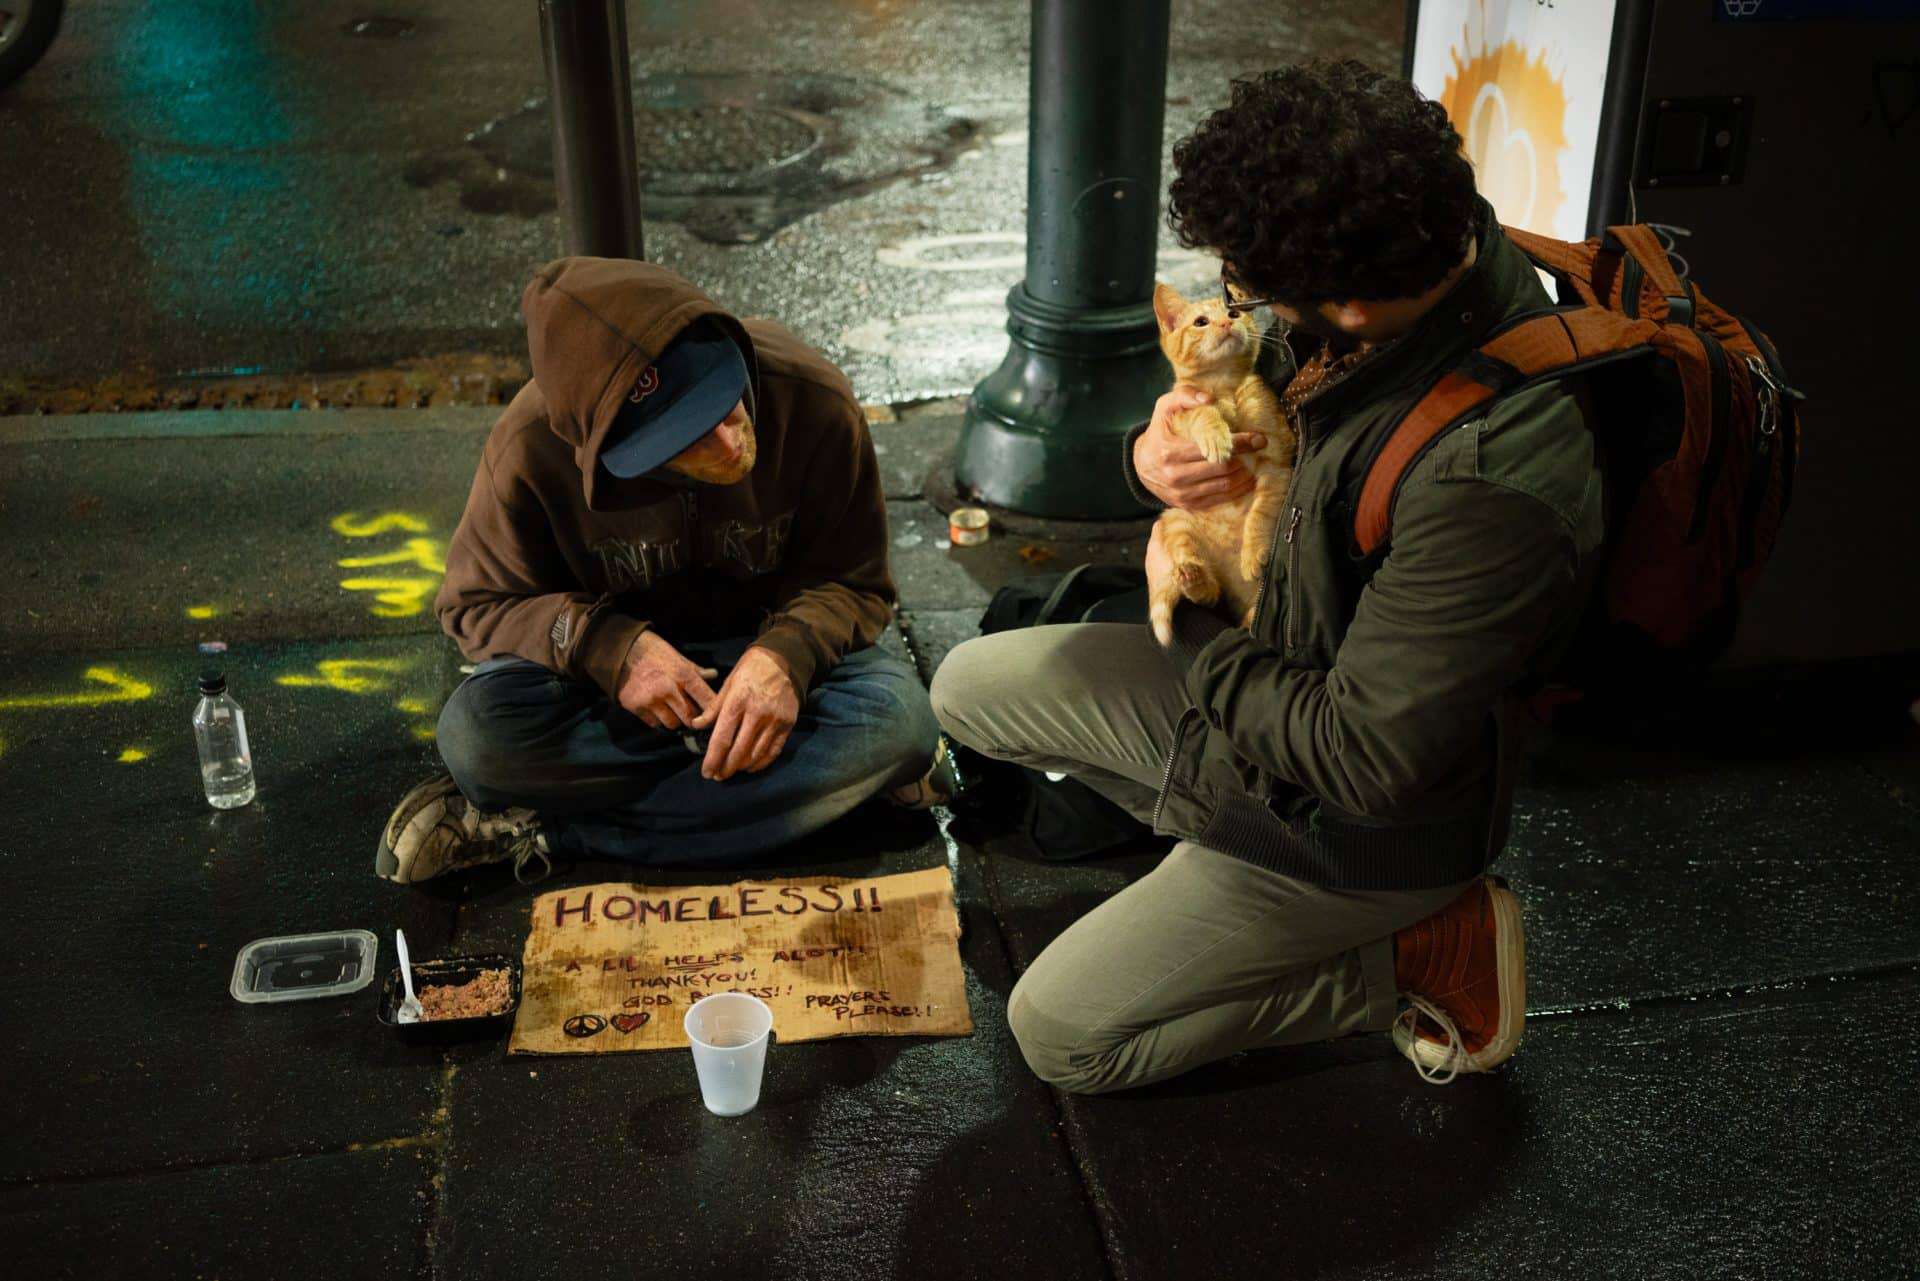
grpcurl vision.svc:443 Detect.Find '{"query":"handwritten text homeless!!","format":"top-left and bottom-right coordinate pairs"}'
top-left (547, 883), bottom-right (887, 929)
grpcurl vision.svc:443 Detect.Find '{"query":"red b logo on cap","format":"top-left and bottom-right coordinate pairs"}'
top-left (628, 365), bottom-right (660, 403)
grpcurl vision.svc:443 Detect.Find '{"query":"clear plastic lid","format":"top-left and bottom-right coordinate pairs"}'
top-left (230, 930), bottom-right (378, 1003)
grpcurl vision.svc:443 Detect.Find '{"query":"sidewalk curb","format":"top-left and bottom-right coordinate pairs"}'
top-left (1, 397), bottom-right (969, 446)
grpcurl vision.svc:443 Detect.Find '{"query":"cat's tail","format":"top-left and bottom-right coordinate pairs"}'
top-left (1149, 592), bottom-right (1177, 648)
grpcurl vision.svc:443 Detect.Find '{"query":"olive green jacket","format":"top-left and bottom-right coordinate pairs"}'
top-left (1128, 204), bottom-right (1605, 889)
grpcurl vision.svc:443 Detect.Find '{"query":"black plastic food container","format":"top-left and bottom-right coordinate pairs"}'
top-left (376, 953), bottom-right (522, 1042)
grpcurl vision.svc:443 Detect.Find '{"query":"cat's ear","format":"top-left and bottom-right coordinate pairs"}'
top-left (1152, 282), bottom-right (1185, 333)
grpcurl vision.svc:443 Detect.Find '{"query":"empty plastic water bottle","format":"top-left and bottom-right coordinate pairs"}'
top-left (193, 670), bottom-right (256, 809)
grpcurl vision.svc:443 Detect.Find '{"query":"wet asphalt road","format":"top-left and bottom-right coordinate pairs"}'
top-left (0, 0), bottom-right (1402, 405)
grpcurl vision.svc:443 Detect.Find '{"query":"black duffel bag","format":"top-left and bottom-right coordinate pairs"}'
top-left (959, 564), bottom-right (1158, 861)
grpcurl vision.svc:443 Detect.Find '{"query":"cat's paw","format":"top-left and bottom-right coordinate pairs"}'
top-left (1193, 418), bottom-right (1234, 465)
top-left (1176, 559), bottom-right (1220, 606)
top-left (1240, 605), bottom-right (1256, 630)
top-left (1238, 543), bottom-right (1268, 584)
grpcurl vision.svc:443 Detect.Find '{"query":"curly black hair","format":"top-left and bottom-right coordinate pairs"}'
top-left (1168, 59), bottom-right (1478, 304)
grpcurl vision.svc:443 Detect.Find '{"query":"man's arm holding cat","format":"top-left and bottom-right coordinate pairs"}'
top-left (1125, 386), bottom-right (1270, 510)
top-left (1163, 465), bottom-right (1583, 818)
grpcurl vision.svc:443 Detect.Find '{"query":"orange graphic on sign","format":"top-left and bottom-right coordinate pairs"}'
top-left (1440, 34), bottom-right (1570, 236)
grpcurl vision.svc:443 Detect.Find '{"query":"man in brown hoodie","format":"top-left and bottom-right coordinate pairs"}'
top-left (375, 258), bottom-right (940, 884)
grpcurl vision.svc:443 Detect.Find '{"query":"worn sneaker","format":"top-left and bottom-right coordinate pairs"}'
top-left (375, 774), bottom-right (552, 886)
top-left (1390, 875), bottom-right (1526, 1085)
top-left (887, 736), bottom-right (959, 810)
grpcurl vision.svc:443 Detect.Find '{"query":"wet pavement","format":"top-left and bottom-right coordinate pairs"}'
top-left (6, 1), bottom-right (1920, 1273)
top-left (3, 404), bottom-right (1918, 1278)
top-left (0, 0), bottom-right (1400, 409)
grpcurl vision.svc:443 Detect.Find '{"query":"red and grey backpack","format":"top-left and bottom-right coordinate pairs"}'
top-left (1352, 222), bottom-right (1804, 716)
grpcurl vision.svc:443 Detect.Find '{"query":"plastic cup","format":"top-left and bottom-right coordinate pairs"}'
top-left (683, 992), bottom-right (773, 1116)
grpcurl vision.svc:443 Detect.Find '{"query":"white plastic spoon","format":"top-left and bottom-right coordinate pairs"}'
top-left (395, 929), bottom-right (424, 1024)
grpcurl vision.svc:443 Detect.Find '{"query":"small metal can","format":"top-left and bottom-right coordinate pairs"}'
top-left (949, 507), bottom-right (990, 547)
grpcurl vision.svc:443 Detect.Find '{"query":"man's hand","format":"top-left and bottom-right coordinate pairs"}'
top-left (1134, 386), bottom-right (1268, 510)
top-left (692, 646), bottom-right (800, 781)
top-left (615, 630), bottom-right (720, 731)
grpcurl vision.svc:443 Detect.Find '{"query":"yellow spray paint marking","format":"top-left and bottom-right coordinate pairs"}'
top-left (337, 538), bottom-right (446, 575)
top-left (185, 605), bottom-right (219, 620)
top-left (338, 576), bottom-right (440, 618)
top-left (411, 725), bottom-right (437, 742)
top-left (276, 658), bottom-right (412, 695)
top-left (117, 747), bottom-right (150, 763)
top-left (0, 666), bottom-right (154, 711)
top-left (331, 512), bottom-right (431, 539)
top-left (330, 512), bottom-right (445, 620)
top-left (394, 697), bottom-right (430, 715)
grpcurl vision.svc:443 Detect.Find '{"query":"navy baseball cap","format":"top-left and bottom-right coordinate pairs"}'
top-left (599, 321), bottom-right (751, 479)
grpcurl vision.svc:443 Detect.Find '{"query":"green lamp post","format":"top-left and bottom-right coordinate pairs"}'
top-left (952, 0), bottom-right (1173, 519)
top-left (539, 0), bottom-right (645, 259)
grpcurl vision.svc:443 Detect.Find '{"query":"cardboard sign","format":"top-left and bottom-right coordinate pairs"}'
top-left (507, 867), bottom-right (972, 1054)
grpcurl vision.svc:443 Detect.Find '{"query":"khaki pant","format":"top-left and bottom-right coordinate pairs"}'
top-left (929, 623), bottom-right (1470, 1094)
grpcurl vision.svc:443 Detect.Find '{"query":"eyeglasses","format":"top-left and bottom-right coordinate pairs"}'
top-left (1220, 264), bottom-right (1279, 318)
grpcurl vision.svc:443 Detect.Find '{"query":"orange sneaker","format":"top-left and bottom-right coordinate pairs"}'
top-left (1390, 876), bottom-right (1526, 1084)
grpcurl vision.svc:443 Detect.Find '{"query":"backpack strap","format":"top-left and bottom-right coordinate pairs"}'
top-left (1603, 224), bottom-right (1698, 323)
top-left (1352, 309), bottom-right (1657, 557)
top-left (1502, 225), bottom-right (1586, 278)
top-left (1035, 564), bottom-right (1095, 626)
top-left (1501, 225), bottom-right (1606, 308)
top-left (1605, 224), bottom-right (1684, 295)
top-left (1506, 222), bottom-right (1698, 324)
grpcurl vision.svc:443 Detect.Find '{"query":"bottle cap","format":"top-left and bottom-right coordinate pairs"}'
top-left (198, 670), bottom-right (227, 695)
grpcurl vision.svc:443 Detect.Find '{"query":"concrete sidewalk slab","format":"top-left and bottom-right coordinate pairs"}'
top-left (0, 639), bottom-right (461, 1180)
top-left (0, 407), bottom-right (501, 446)
top-left (2, 415), bottom-right (485, 655)
top-left (1, 409), bottom-right (979, 657)
top-left (431, 829), bottom-right (1106, 1281)
top-left (870, 414), bottom-right (960, 501)
top-left (1504, 739), bottom-right (1920, 1009)
top-left (897, 608), bottom-right (981, 684)
top-left (0, 1147), bottom-right (439, 1280)
top-left (977, 736), bottom-right (1920, 1018)
top-left (1049, 969), bottom-right (1919, 1281)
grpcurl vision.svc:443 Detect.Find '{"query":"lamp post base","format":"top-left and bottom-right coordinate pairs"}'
top-left (954, 285), bottom-right (1165, 519)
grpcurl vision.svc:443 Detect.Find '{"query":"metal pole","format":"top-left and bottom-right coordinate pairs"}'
top-left (539, 0), bottom-right (645, 259)
top-left (953, 0), bottom-right (1172, 518)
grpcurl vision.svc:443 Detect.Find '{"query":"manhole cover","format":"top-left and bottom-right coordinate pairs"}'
top-left (635, 105), bottom-right (820, 178)
top-left (406, 72), bottom-right (977, 244)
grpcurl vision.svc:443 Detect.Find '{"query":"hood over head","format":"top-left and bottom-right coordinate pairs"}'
top-left (521, 257), bottom-right (760, 510)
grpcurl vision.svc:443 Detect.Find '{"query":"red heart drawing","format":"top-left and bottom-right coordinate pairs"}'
top-left (611, 1012), bottom-right (650, 1034)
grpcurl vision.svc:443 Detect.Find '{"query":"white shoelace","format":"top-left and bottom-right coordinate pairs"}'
top-left (1395, 994), bottom-right (1467, 1086)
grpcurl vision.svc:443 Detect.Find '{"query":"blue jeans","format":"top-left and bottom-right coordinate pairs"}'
top-left (436, 639), bottom-right (939, 866)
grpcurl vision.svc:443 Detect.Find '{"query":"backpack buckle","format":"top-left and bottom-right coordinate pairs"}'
top-left (1744, 354), bottom-right (1781, 439)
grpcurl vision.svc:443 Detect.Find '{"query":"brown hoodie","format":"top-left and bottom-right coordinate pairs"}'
top-left (435, 257), bottom-right (894, 696)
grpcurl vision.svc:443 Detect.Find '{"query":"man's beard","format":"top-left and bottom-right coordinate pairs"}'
top-left (663, 423), bottom-right (757, 485)
top-left (1280, 304), bottom-right (1353, 350)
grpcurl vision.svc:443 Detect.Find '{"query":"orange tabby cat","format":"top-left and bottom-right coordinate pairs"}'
top-left (1147, 282), bottom-right (1296, 647)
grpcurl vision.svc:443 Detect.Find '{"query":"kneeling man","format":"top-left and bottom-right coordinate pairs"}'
top-left (379, 258), bottom-right (939, 885)
top-left (933, 61), bottom-right (1601, 1091)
